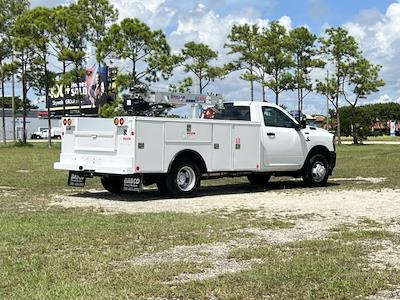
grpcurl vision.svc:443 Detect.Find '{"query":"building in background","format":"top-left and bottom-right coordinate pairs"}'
top-left (0, 109), bottom-right (60, 141)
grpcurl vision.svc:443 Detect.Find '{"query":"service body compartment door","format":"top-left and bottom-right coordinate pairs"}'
top-left (211, 124), bottom-right (232, 171)
top-left (233, 124), bottom-right (261, 171)
top-left (164, 121), bottom-right (212, 172)
top-left (135, 120), bottom-right (165, 172)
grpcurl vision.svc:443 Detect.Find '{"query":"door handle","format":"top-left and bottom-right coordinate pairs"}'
top-left (267, 132), bottom-right (275, 136)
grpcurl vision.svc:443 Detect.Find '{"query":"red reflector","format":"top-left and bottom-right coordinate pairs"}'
top-left (119, 118), bottom-right (124, 125)
top-left (131, 131), bottom-right (135, 136)
top-left (63, 119), bottom-right (67, 126)
top-left (136, 166), bottom-right (140, 171)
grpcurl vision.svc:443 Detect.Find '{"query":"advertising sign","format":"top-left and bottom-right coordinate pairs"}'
top-left (48, 66), bottom-right (108, 115)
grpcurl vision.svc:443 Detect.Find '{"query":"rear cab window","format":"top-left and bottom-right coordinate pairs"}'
top-left (214, 104), bottom-right (251, 121)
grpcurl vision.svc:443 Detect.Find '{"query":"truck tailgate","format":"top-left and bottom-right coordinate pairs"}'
top-left (54, 117), bottom-right (136, 175)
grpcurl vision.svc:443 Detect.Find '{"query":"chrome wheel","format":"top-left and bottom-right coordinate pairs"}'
top-left (176, 166), bottom-right (196, 192)
top-left (312, 162), bottom-right (327, 183)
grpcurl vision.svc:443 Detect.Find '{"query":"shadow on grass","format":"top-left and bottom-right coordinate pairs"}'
top-left (70, 180), bottom-right (340, 202)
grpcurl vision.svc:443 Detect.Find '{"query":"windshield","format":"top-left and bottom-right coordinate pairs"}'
top-left (214, 104), bottom-right (250, 121)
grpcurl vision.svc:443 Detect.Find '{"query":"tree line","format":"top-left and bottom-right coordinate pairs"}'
top-left (0, 0), bottom-right (385, 147)
top-left (338, 102), bottom-right (400, 139)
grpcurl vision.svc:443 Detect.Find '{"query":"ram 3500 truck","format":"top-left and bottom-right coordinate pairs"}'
top-left (55, 101), bottom-right (336, 197)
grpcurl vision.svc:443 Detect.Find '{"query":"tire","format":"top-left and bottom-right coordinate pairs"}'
top-left (156, 178), bottom-right (170, 196)
top-left (165, 159), bottom-right (201, 197)
top-left (302, 154), bottom-right (329, 187)
top-left (247, 173), bottom-right (271, 185)
top-left (101, 176), bottom-right (124, 193)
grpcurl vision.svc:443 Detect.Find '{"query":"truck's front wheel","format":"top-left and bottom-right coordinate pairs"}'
top-left (303, 154), bottom-right (329, 187)
top-left (101, 176), bottom-right (123, 193)
top-left (166, 159), bottom-right (201, 197)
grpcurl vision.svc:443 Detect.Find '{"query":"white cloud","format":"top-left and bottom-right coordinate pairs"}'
top-left (111, 0), bottom-right (176, 29)
top-left (278, 16), bottom-right (292, 30)
top-left (366, 94), bottom-right (400, 105)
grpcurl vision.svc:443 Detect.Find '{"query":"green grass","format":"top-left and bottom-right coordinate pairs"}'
top-left (1, 143), bottom-right (400, 298)
top-left (0, 209), bottom-right (293, 299)
top-left (331, 144), bottom-right (400, 189)
top-left (341, 135), bottom-right (400, 142)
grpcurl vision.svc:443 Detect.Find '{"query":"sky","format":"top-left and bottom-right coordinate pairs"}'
top-left (21, 0), bottom-right (400, 114)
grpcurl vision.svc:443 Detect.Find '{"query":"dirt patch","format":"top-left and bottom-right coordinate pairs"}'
top-left (366, 239), bottom-right (400, 271)
top-left (330, 177), bottom-right (386, 184)
top-left (128, 238), bottom-right (260, 284)
top-left (241, 218), bottom-right (338, 244)
top-left (367, 286), bottom-right (400, 300)
top-left (50, 189), bottom-right (400, 222)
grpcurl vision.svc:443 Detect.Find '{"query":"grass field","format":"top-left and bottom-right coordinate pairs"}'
top-left (341, 135), bottom-right (400, 142)
top-left (1, 143), bottom-right (400, 299)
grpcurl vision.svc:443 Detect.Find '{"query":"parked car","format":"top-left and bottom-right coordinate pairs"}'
top-left (40, 127), bottom-right (62, 139)
top-left (30, 127), bottom-right (48, 139)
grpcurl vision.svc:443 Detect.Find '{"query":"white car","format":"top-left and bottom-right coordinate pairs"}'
top-left (41, 127), bottom-right (63, 139)
top-left (30, 127), bottom-right (48, 139)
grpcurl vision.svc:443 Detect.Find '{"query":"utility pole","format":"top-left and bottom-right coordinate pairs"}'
top-left (12, 51), bottom-right (16, 141)
top-left (326, 96), bottom-right (329, 130)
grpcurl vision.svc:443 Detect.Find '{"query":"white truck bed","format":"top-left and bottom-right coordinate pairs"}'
top-left (54, 116), bottom-right (262, 175)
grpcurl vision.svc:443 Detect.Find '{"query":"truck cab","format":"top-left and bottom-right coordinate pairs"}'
top-left (221, 101), bottom-right (335, 176)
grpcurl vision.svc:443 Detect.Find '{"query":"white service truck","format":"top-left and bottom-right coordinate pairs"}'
top-left (55, 100), bottom-right (336, 197)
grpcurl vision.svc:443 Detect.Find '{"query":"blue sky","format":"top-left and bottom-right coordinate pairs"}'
top-left (19, 1), bottom-right (400, 113)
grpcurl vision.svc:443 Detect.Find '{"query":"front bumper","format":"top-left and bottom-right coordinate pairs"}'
top-left (329, 151), bottom-right (336, 175)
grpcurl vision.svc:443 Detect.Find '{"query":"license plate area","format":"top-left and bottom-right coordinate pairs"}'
top-left (68, 172), bottom-right (86, 187)
top-left (122, 175), bottom-right (143, 192)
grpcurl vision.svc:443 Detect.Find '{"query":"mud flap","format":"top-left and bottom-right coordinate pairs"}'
top-left (122, 175), bottom-right (143, 192)
top-left (68, 172), bottom-right (86, 187)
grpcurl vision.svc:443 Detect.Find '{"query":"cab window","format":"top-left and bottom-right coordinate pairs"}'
top-left (262, 106), bottom-right (295, 128)
top-left (214, 104), bottom-right (250, 121)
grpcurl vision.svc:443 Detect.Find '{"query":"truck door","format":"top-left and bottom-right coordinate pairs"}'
top-left (261, 106), bottom-right (306, 171)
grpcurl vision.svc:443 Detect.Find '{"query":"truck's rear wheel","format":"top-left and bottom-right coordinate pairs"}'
top-left (303, 154), bottom-right (329, 187)
top-left (166, 159), bottom-right (201, 197)
top-left (247, 173), bottom-right (271, 185)
top-left (101, 176), bottom-right (123, 193)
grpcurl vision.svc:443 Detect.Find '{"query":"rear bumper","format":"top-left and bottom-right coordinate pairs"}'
top-left (329, 151), bottom-right (336, 175)
top-left (54, 162), bottom-right (135, 175)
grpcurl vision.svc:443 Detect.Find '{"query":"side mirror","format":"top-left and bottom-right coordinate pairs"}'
top-left (295, 120), bottom-right (307, 130)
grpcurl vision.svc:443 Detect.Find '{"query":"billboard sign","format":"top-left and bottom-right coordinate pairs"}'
top-left (48, 66), bottom-right (108, 115)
